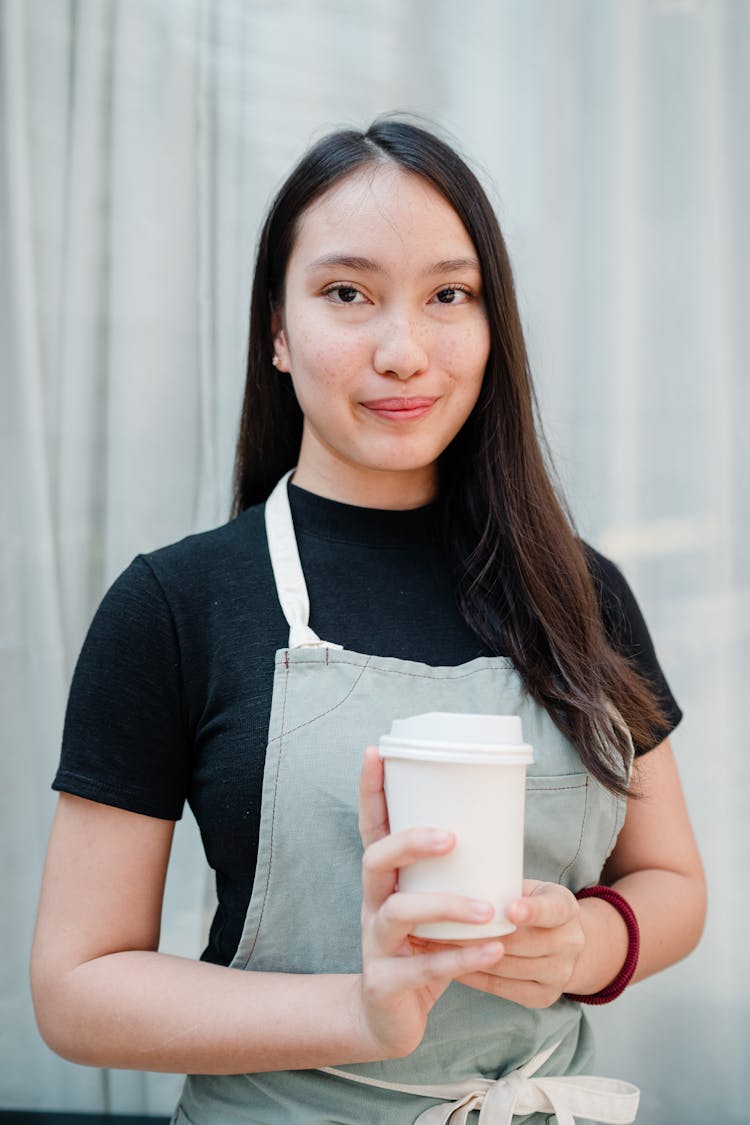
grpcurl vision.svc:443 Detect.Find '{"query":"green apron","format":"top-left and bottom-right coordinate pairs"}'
top-left (172, 472), bottom-right (639, 1124)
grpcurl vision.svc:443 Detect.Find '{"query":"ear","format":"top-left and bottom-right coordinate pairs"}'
top-left (270, 309), bottom-right (291, 373)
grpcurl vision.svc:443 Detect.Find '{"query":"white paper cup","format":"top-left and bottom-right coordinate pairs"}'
top-left (379, 712), bottom-right (533, 940)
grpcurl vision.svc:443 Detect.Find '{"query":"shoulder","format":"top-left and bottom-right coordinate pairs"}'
top-left (580, 540), bottom-right (629, 600)
top-left (125, 504), bottom-right (268, 611)
top-left (141, 503), bottom-right (265, 577)
top-left (579, 540), bottom-right (684, 751)
top-left (85, 504), bottom-right (271, 655)
top-left (579, 540), bottom-right (649, 656)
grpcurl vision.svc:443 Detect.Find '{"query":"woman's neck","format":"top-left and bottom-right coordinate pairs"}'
top-left (291, 458), bottom-right (437, 511)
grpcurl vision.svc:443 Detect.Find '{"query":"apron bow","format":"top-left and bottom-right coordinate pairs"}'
top-left (322, 1041), bottom-right (640, 1125)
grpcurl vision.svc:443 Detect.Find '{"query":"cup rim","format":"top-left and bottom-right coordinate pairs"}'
top-left (379, 735), bottom-right (533, 765)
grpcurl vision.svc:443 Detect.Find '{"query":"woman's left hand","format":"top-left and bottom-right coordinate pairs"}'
top-left (410, 880), bottom-right (584, 1009)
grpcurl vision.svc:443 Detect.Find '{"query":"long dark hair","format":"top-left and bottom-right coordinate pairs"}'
top-left (232, 117), bottom-right (669, 796)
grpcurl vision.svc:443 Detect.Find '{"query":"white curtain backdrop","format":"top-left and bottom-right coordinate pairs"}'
top-left (2, 0), bottom-right (747, 1120)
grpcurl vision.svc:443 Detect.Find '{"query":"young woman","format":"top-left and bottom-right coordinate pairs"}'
top-left (31, 119), bottom-right (706, 1124)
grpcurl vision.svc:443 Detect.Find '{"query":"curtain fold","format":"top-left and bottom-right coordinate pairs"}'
top-left (1, 0), bottom-right (103, 1109)
top-left (2, 0), bottom-right (746, 1119)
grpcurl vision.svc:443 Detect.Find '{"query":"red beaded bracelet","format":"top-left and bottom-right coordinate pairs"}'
top-left (563, 885), bottom-right (640, 1005)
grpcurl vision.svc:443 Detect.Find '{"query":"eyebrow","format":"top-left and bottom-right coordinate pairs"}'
top-left (428, 257), bottom-right (482, 276)
top-left (304, 254), bottom-right (481, 276)
top-left (305, 254), bottom-right (383, 275)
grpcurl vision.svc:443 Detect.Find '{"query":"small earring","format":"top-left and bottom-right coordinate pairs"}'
top-left (272, 355), bottom-right (279, 367)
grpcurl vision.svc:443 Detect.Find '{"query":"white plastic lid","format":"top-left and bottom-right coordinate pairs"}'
top-left (379, 712), bottom-right (533, 764)
top-left (390, 712), bottom-right (523, 744)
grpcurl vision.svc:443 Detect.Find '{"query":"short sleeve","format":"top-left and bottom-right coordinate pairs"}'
top-left (584, 544), bottom-right (683, 755)
top-left (53, 555), bottom-right (190, 819)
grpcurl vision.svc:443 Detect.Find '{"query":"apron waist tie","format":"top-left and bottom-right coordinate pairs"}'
top-left (320, 1041), bottom-right (640, 1125)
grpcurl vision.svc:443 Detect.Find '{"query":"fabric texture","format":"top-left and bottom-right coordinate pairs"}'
top-left (53, 483), bottom-right (682, 969)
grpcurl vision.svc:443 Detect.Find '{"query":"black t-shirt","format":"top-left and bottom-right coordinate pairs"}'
top-left (53, 482), bottom-right (682, 966)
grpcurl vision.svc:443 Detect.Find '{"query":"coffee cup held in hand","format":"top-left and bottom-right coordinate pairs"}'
top-left (378, 713), bottom-right (533, 940)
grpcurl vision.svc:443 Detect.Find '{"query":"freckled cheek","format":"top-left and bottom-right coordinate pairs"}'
top-left (438, 324), bottom-right (490, 380)
top-left (287, 319), bottom-right (331, 381)
top-left (296, 328), bottom-right (367, 387)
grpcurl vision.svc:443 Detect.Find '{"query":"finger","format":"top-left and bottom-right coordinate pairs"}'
top-left (454, 971), bottom-right (557, 1007)
top-left (483, 952), bottom-right (554, 983)
top-left (361, 826), bottom-right (455, 911)
top-left (506, 884), bottom-right (577, 930)
top-left (499, 925), bottom-right (577, 958)
top-left (372, 893), bottom-right (496, 956)
top-left (369, 940), bottom-right (505, 998)
top-left (414, 943), bottom-right (551, 980)
top-left (365, 825), bottom-right (455, 875)
top-left (408, 936), bottom-right (500, 954)
top-left (358, 746), bottom-right (390, 850)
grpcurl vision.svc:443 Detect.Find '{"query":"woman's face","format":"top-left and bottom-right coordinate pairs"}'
top-left (272, 163), bottom-right (491, 507)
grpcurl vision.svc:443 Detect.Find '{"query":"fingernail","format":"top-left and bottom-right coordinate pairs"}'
top-left (479, 941), bottom-right (503, 959)
top-left (470, 900), bottom-right (494, 920)
top-left (428, 830), bottom-right (452, 847)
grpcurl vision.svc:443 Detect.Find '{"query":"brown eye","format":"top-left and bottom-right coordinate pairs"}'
top-left (324, 285), bottom-right (363, 304)
top-left (434, 286), bottom-right (471, 305)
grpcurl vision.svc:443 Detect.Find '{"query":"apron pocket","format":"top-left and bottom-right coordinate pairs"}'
top-left (524, 772), bottom-right (590, 885)
top-left (524, 770), bottom-right (625, 889)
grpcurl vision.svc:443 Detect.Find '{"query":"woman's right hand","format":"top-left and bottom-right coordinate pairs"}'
top-left (356, 745), bottom-right (505, 1060)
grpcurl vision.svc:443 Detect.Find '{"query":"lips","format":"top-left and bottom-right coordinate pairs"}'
top-left (361, 397), bottom-right (438, 420)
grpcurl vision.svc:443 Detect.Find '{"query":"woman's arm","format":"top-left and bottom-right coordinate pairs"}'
top-left (31, 767), bottom-right (504, 1073)
top-left (415, 737), bottom-right (707, 1006)
top-left (568, 735), bottom-right (706, 994)
top-left (31, 793), bottom-right (373, 1073)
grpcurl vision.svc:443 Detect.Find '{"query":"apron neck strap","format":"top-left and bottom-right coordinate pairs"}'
top-left (264, 471), bottom-right (342, 650)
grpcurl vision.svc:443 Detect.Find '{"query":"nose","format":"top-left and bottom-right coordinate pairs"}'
top-left (372, 314), bottom-right (429, 381)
